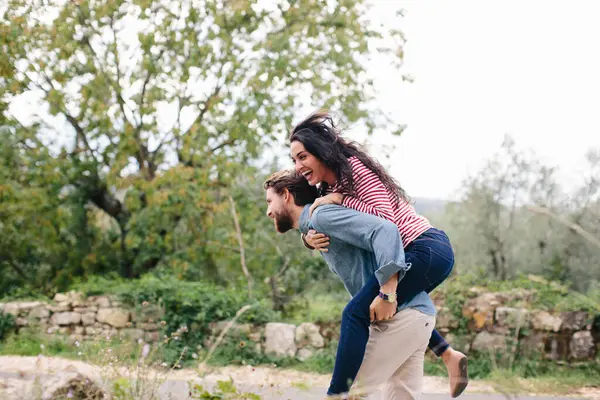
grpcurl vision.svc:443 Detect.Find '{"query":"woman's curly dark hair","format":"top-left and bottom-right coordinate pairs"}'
top-left (289, 110), bottom-right (409, 203)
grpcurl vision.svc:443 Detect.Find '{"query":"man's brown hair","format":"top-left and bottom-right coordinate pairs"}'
top-left (263, 170), bottom-right (318, 206)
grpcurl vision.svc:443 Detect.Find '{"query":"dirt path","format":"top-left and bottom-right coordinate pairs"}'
top-left (0, 356), bottom-right (596, 399)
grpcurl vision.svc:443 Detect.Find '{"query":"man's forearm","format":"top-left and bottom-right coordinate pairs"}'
top-left (380, 272), bottom-right (399, 293)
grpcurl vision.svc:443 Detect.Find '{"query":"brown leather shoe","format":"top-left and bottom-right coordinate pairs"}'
top-left (450, 353), bottom-right (469, 398)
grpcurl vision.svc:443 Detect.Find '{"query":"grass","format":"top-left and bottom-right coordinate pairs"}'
top-left (1, 331), bottom-right (599, 397)
top-left (483, 367), bottom-right (597, 396)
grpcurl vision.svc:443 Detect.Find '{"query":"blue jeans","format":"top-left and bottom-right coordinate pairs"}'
top-left (327, 228), bottom-right (455, 395)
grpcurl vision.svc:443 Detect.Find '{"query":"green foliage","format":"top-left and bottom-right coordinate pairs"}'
top-left (190, 380), bottom-right (261, 400)
top-left (74, 274), bottom-right (280, 365)
top-left (0, 330), bottom-right (77, 356)
top-left (435, 272), bottom-right (600, 321)
top-left (0, 0), bottom-right (403, 294)
top-left (0, 312), bottom-right (15, 342)
top-left (281, 286), bottom-right (347, 325)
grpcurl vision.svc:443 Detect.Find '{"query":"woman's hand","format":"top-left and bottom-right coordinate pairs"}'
top-left (369, 296), bottom-right (397, 323)
top-left (304, 229), bottom-right (330, 252)
top-left (309, 193), bottom-right (344, 216)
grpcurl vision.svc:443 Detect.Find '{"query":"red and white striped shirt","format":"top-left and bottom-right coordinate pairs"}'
top-left (327, 156), bottom-right (432, 248)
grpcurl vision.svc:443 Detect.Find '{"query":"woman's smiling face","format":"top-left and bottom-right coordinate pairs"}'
top-left (290, 140), bottom-right (330, 186)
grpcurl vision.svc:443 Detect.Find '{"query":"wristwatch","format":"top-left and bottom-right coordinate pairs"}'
top-left (378, 291), bottom-right (397, 303)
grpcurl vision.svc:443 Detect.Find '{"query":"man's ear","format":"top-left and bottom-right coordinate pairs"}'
top-left (283, 188), bottom-right (290, 203)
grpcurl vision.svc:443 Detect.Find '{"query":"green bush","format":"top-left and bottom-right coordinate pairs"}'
top-left (73, 274), bottom-right (280, 365)
top-left (0, 311), bottom-right (15, 342)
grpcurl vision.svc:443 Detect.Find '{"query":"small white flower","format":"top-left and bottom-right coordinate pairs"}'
top-left (40, 344), bottom-right (45, 350)
top-left (67, 389), bottom-right (73, 398)
top-left (161, 362), bottom-right (168, 367)
top-left (192, 353), bottom-right (198, 359)
top-left (142, 344), bottom-right (150, 359)
top-left (75, 341), bottom-right (80, 347)
top-left (107, 348), bottom-right (112, 353)
top-left (78, 352), bottom-right (82, 356)
top-left (137, 338), bottom-right (143, 344)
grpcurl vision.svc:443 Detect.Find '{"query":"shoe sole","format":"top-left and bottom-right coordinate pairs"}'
top-left (451, 356), bottom-right (469, 398)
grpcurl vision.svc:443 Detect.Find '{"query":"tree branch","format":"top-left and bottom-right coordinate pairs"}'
top-left (1, 256), bottom-right (30, 281)
top-left (228, 195), bottom-right (253, 298)
top-left (526, 206), bottom-right (600, 250)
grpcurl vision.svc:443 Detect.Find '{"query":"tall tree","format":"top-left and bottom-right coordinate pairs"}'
top-left (0, 0), bottom-right (404, 291)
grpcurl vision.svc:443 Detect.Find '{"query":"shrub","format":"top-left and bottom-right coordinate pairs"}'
top-left (0, 311), bottom-right (15, 342)
top-left (73, 274), bottom-right (280, 365)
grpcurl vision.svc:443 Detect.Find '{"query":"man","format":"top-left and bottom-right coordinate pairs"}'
top-left (264, 170), bottom-right (437, 399)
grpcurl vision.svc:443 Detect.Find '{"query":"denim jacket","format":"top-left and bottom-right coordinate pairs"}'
top-left (299, 204), bottom-right (436, 316)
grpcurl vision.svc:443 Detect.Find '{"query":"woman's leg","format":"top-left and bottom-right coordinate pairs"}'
top-left (327, 275), bottom-right (380, 395)
top-left (403, 227), bottom-right (467, 398)
top-left (327, 228), bottom-right (461, 397)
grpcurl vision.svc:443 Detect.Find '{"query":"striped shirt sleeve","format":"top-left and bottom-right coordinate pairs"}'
top-left (339, 157), bottom-right (397, 223)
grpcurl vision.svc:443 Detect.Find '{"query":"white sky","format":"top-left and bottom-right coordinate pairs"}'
top-left (352, 0), bottom-right (600, 200)
top-left (7, 0), bottom-right (599, 201)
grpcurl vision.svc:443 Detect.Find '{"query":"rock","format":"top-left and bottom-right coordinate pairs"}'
top-left (49, 304), bottom-right (71, 313)
top-left (58, 327), bottom-right (69, 334)
top-left (120, 329), bottom-right (145, 340)
top-left (495, 307), bottom-right (530, 328)
top-left (295, 323), bottom-right (325, 348)
top-left (570, 331), bottom-right (595, 360)
top-left (82, 313), bottom-right (96, 326)
top-left (444, 333), bottom-right (471, 353)
top-left (15, 318), bottom-right (28, 327)
top-left (471, 332), bottom-right (509, 352)
top-left (2, 303), bottom-right (20, 316)
top-left (319, 322), bottom-right (340, 341)
top-left (561, 312), bottom-right (589, 331)
top-left (74, 326), bottom-right (85, 335)
top-left (13, 301), bottom-right (44, 314)
top-left (519, 332), bottom-right (546, 357)
top-left (264, 322), bottom-right (297, 357)
top-left (53, 293), bottom-right (69, 302)
top-left (545, 333), bottom-right (571, 360)
top-left (47, 325), bottom-right (60, 334)
top-left (85, 327), bottom-right (97, 335)
top-left (96, 308), bottom-right (129, 328)
top-left (296, 347), bottom-right (315, 361)
top-left (209, 321), bottom-right (252, 337)
top-left (139, 322), bottom-right (159, 331)
top-left (93, 296), bottom-right (111, 309)
top-left (462, 293), bottom-right (504, 330)
top-left (145, 331), bottom-right (160, 342)
top-left (132, 304), bottom-right (164, 323)
top-left (50, 312), bottom-right (82, 326)
top-left (28, 305), bottom-right (50, 320)
top-left (74, 307), bottom-right (98, 313)
top-left (532, 311), bottom-right (562, 332)
top-left (435, 307), bottom-right (459, 329)
top-left (248, 331), bottom-right (262, 343)
top-left (43, 371), bottom-right (107, 399)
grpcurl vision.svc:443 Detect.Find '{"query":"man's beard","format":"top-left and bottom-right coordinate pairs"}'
top-left (273, 210), bottom-right (293, 233)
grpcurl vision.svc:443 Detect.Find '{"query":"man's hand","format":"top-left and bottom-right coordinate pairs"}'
top-left (309, 193), bottom-right (344, 216)
top-left (305, 229), bottom-right (330, 252)
top-left (369, 296), bottom-right (397, 323)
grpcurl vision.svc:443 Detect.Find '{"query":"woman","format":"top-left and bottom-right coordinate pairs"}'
top-left (289, 111), bottom-right (468, 398)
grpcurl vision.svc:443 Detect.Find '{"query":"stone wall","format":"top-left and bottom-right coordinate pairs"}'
top-left (0, 291), bottom-right (163, 343)
top-left (433, 288), bottom-right (599, 361)
top-left (1, 289), bottom-right (598, 362)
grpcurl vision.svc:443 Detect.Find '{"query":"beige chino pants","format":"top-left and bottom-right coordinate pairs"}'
top-left (350, 308), bottom-right (435, 400)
